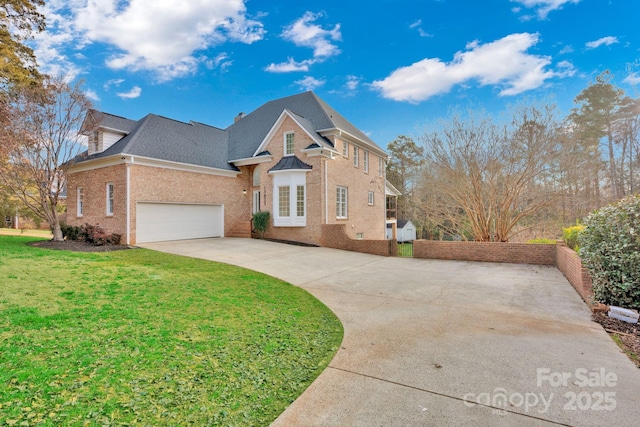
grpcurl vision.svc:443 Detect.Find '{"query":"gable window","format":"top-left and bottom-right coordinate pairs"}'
top-left (379, 157), bottom-right (384, 177)
top-left (106, 183), bottom-right (114, 216)
top-left (272, 172), bottom-right (307, 226)
top-left (368, 191), bottom-right (374, 206)
top-left (343, 141), bottom-right (349, 157)
top-left (336, 186), bottom-right (348, 219)
top-left (364, 150), bottom-right (369, 173)
top-left (353, 146), bottom-right (359, 167)
top-left (77, 187), bottom-right (84, 217)
top-left (284, 132), bottom-right (295, 156)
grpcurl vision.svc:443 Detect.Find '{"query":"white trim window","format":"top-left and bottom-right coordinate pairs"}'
top-left (106, 182), bottom-right (114, 216)
top-left (379, 157), bottom-right (384, 177)
top-left (278, 186), bottom-right (290, 217)
top-left (368, 191), bottom-right (374, 206)
top-left (353, 146), bottom-right (359, 167)
top-left (343, 140), bottom-right (349, 157)
top-left (364, 150), bottom-right (369, 173)
top-left (77, 187), bottom-right (84, 217)
top-left (272, 171), bottom-right (307, 226)
top-left (336, 186), bottom-right (348, 219)
top-left (284, 132), bottom-right (295, 156)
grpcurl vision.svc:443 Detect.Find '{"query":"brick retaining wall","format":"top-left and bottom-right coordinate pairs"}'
top-left (413, 240), bottom-right (557, 265)
top-left (320, 224), bottom-right (396, 257)
top-left (555, 244), bottom-right (594, 304)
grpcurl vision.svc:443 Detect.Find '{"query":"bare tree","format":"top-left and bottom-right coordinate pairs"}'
top-left (386, 135), bottom-right (424, 220)
top-left (0, 76), bottom-right (92, 241)
top-left (419, 104), bottom-right (560, 242)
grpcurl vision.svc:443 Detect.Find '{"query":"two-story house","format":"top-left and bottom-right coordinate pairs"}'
top-left (66, 91), bottom-right (391, 246)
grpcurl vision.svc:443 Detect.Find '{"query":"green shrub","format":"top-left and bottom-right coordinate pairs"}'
top-left (60, 223), bottom-right (82, 241)
top-left (252, 211), bottom-right (270, 238)
top-left (563, 224), bottom-right (584, 251)
top-left (579, 195), bottom-right (640, 309)
top-left (527, 238), bottom-right (556, 244)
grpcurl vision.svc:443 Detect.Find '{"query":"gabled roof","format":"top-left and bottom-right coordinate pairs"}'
top-left (74, 91), bottom-right (385, 171)
top-left (397, 219), bottom-right (413, 229)
top-left (226, 91), bottom-right (380, 161)
top-left (81, 110), bottom-right (137, 135)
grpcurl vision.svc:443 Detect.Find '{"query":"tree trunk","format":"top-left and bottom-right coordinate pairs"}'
top-left (51, 219), bottom-right (63, 241)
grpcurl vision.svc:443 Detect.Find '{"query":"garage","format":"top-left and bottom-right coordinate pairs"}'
top-left (136, 202), bottom-right (223, 243)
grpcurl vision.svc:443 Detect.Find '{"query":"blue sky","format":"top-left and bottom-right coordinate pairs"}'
top-left (34, 0), bottom-right (640, 147)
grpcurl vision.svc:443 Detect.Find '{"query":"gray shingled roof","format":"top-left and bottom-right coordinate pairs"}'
top-left (268, 155), bottom-right (313, 172)
top-left (99, 111), bottom-right (137, 133)
top-left (81, 114), bottom-right (233, 171)
top-left (225, 91), bottom-right (381, 161)
top-left (82, 110), bottom-right (137, 134)
top-left (75, 91), bottom-right (384, 171)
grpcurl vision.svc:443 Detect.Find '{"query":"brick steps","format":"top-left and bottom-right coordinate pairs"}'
top-left (226, 221), bottom-right (252, 238)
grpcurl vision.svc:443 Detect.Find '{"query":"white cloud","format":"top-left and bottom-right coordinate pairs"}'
top-left (295, 76), bottom-right (325, 91)
top-left (623, 73), bottom-right (640, 85)
top-left (37, 0), bottom-right (265, 81)
top-left (266, 11), bottom-right (341, 73)
top-left (372, 33), bottom-right (565, 103)
top-left (281, 11), bottom-right (341, 58)
top-left (117, 86), bottom-right (142, 99)
top-left (585, 36), bottom-right (619, 49)
top-left (346, 75), bottom-right (360, 91)
top-left (559, 45), bottom-right (574, 54)
top-left (555, 60), bottom-right (576, 78)
top-left (206, 52), bottom-right (233, 72)
top-left (103, 79), bottom-right (125, 91)
top-left (265, 57), bottom-right (315, 73)
top-left (85, 89), bottom-right (100, 101)
top-left (409, 19), bottom-right (432, 37)
top-left (511, 0), bottom-right (580, 19)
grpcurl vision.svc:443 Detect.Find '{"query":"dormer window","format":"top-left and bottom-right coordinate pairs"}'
top-left (284, 132), bottom-right (294, 156)
top-left (93, 131), bottom-right (100, 151)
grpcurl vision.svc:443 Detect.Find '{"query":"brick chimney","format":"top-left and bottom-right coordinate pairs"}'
top-left (234, 112), bottom-right (245, 123)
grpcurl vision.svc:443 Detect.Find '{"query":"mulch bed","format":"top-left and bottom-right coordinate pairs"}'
top-left (30, 240), bottom-right (131, 252)
top-left (592, 312), bottom-right (640, 367)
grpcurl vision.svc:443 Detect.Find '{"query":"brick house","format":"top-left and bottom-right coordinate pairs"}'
top-left (66, 91), bottom-right (393, 246)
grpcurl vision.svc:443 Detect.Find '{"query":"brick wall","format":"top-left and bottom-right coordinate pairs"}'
top-left (66, 164), bottom-right (128, 236)
top-left (255, 115), bottom-right (387, 246)
top-left (130, 165), bottom-right (249, 244)
top-left (556, 243), bottom-right (594, 304)
top-left (413, 240), bottom-right (557, 265)
top-left (320, 224), bottom-right (396, 257)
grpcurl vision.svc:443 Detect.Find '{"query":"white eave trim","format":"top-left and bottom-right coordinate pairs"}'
top-left (302, 146), bottom-right (339, 158)
top-left (67, 154), bottom-right (240, 177)
top-left (385, 180), bottom-right (402, 196)
top-left (268, 168), bottom-right (312, 175)
top-left (318, 127), bottom-right (387, 157)
top-left (229, 155), bottom-right (274, 167)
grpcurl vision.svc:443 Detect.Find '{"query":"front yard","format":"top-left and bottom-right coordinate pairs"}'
top-left (0, 236), bottom-right (342, 425)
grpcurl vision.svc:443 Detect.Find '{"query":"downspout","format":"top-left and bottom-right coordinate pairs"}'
top-left (125, 156), bottom-right (131, 245)
top-left (324, 158), bottom-right (328, 224)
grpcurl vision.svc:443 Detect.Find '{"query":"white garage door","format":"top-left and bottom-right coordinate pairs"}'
top-left (136, 202), bottom-right (223, 243)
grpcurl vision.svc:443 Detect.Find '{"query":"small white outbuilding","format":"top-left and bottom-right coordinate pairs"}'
top-left (386, 220), bottom-right (416, 242)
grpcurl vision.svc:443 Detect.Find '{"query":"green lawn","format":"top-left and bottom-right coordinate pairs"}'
top-left (0, 236), bottom-right (342, 426)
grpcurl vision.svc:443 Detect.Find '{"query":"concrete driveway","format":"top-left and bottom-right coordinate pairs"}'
top-left (139, 238), bottom-right (640, 426)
